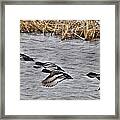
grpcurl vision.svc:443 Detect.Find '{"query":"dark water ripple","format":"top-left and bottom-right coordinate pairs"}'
top-left (20, 33), bottom-right (100, 100)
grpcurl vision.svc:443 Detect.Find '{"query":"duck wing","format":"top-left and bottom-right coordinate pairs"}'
top-left (42, 72), bottom-right (63, 84)
top-left (42, 80), bottom-right (58, 87)
top-left (34, 61), bottom-right (64, 71)
top-left (42, 74), bottom-right (66, 87)
top-left (20, 53), bottom-right (27, 57)
top-left (42, 72), bottom-right (73, 87)
top-left (41, 69), bottom-right (64, 74)
top-left (43, 62), bottom-right (64, 71)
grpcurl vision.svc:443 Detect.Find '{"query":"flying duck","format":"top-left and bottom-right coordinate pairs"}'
top-left (41, 70), bottom-right (73, 87)
top-left (85, 72), bottom-right (100, 91)
top-left (20, 53), bottom-right (34, 61)
top-left (33, 61), bottom-right (64, 72)
top-left (86, 72), bottom-right (100, 80)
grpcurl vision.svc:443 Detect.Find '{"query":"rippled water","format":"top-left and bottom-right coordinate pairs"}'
top-left (20, 33), bottom-right (100, 100)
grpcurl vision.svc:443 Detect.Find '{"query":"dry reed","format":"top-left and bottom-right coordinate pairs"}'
top-left (20, 20), bottom-right (100, 41)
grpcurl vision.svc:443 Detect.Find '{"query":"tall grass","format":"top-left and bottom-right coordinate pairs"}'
top-left (20, 20), bottom-right (100, 41)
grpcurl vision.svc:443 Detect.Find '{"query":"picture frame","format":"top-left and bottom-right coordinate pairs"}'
top-left (0, 0), bottom-right (119, 119)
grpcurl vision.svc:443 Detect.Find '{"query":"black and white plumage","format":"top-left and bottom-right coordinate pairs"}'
top-left (20, 53), bottom-right (34, 61)
top-left (41, 70), bottom-right (73, 87)
top-left (33, 61), bottom-right (64, 72)
top-left (86, 72), bottom-right (100, 80)
top-left (97, 87), bottom-right (100, 91)
top-left (86, 72), bottom-right (100, 91)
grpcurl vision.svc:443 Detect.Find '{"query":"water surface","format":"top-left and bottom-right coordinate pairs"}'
top-left (20, 33), bottom-right (100, 100)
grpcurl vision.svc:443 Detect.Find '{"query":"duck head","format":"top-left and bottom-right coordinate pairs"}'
top-left (63, 73), bottom-right (73, 79)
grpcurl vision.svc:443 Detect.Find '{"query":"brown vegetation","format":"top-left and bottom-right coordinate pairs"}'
top-left (20, 20), bottom-right (100, 41)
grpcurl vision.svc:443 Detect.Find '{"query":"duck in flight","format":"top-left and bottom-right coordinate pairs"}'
top-left (86, 72), bottom-right (100, 80)
top-left (20, 54), bottom-right (73, 87)
top-left (41, 69), bottom-right (73, 87)
top-left (33, 61), bottom-right (64, 72)
top-left (20, 53), bottom-right (34, 61)
top-left (86, 72), bottom-right (100, 91)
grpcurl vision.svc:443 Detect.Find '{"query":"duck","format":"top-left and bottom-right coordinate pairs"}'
top-left (33, 61), bottom-right (64, 72)
top-left (41, 69), bottom-right (73, 87)
top-left (86, 72), bottom-right (100, 80)
top-left (20, 53), bottom-right (34, 61)
top-left (86, 72), bottom-right (100, 91)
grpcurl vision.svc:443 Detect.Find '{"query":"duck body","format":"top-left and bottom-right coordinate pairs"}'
top-left (33, 61), bottom-right (72, 87)
top-left (86, 72), bottom-right (100, 80)
top-left (42, 70), bottom-right (73, 87)
top-left (34, 61), bottom-right (64, 72)
top-left (86, 72), bottom-right (100, 91)
top-left (20, 53), bottom-right (34, 61)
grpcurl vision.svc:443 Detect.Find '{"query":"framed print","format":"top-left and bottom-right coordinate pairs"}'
top-left (0, 0), bottom-right (119, 119)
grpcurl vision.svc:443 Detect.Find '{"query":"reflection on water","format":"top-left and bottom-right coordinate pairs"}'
top-left (20, 33), bottom-right (100, 100)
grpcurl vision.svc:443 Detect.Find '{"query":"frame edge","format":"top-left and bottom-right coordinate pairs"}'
top-left (0, 0), bottom-right (120, 120)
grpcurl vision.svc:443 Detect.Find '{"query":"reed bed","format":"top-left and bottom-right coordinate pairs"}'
top-left (20, 20), bottom-right (100, 41)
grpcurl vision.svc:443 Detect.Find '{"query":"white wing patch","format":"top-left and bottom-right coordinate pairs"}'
top-left (42, 74), bottom-right (66, 87)
top-left (42, 74), bottom-right (63, 83)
